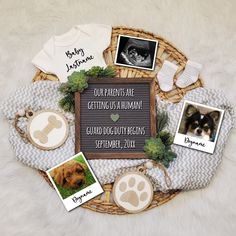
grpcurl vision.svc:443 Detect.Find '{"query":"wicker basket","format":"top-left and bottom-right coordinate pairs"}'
top-left (34, 26), bottom-right (203, 215)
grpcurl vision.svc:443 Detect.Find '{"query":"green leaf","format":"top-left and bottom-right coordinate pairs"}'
top-left (67, 71), bottom-right (88, 93)
top-left (162, 160), bottom-right (170, 168)
top-left (144, 137), bottom-right (165, 159)
top-left (85, 66), bottom-right (104, 77)
top-left (164, 150), bottom-right (177, 161)
top-left (157, 112), bottom-right (168, 133)
top-left (58, 93), bottom-right (75, 113)
top-left (59, 83), bottom-right (70, 94)
top-left (159, 130), bottom-right (174, 146)
top-left (99, 66), bottom-right (116, 77)
top-left (85, 66), bottom-right (116, 78)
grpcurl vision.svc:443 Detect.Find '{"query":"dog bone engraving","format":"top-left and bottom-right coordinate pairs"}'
top-left (33, 115), bottom-right (62, 144)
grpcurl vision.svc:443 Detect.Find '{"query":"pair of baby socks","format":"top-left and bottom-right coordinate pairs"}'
top-left (157, 60), bottom-right (202, 92)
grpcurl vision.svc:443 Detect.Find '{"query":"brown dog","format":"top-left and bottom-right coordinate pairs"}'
top-left (50, 160), bottom-right (87, 189)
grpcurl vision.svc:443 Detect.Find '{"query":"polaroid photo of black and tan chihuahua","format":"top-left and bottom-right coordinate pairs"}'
top-left (174, 100), bottom-right (224, 154)
top-left (46, 152), bottom-right (103, 211)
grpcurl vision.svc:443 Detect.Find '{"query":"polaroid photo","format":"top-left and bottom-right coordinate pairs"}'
top-left (114, 35), bottom-right (158, 71)
top-left (46, 152), bottom-right (103, 211)
top-left (174, 100), bottom-right (224, 154)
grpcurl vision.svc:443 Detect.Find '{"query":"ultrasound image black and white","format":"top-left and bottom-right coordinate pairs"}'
top-left (116, 37), bottom-right (157, 69)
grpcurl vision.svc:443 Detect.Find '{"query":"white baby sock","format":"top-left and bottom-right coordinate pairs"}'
top-left (157, 60), bottom-right (178, 92)
top-left (176, 60), bottom-right (202, 88)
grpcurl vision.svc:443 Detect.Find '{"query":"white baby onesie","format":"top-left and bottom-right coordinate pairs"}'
top-left (32, 24), bottom-right (112, 82)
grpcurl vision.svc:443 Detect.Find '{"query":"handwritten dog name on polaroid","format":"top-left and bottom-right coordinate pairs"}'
top-left (184, 137), bottom-right (206, 148)
top-left (174, 100), bottom-right (224, 154)
top-left (71, 189), bottom-right (92, 203)
top-left (46, 152), bottom-right (103, 211)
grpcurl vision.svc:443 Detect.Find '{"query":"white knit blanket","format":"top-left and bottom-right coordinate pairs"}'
top-left (1, 81), bottom-right (234, 191)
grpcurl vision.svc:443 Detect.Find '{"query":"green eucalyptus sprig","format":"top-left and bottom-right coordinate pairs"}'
top-left (58, 66), bottom-right (116, 112)
top-left (144, 112), bottom-right (177, 168)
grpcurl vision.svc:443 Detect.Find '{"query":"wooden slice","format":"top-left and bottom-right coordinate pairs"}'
top-left (113, 172), bottom-right (153, 213)
top-left (27, 110), bottom-right (69, 150)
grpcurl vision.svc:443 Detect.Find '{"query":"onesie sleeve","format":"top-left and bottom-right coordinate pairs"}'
top-left (31, 38), bottom-right (55, 74)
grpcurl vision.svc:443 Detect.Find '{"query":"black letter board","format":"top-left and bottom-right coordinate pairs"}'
top-left (75, 78), bottom-right (156, 159)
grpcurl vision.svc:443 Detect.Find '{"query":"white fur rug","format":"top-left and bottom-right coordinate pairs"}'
top-left (0, 0), bottom-right (236, 235)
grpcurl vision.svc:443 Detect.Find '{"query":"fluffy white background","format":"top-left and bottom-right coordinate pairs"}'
top-left (0, 0), bottom-right (236, 235)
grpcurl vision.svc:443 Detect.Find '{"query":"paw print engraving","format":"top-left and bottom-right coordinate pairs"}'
top-left (119, 177), bottom-right (148, 207)
top-left (113, 172), bottom-right (153, 213)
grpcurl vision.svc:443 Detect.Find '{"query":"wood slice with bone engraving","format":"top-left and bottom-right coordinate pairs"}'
top-left (27, 110), bottom-right (69, 150)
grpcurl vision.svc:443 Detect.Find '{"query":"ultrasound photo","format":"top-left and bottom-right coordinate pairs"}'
top-left (115, 35), bottom-right (158, 70)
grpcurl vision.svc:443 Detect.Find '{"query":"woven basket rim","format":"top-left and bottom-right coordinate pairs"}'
top-left (33, 25), bottom-right (204, 215)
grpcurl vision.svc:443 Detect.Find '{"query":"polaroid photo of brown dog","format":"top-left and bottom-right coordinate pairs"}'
top-left (174, 100), bottom-right (224, 154)
top-left (46, 152), bottom-right (103, 211)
